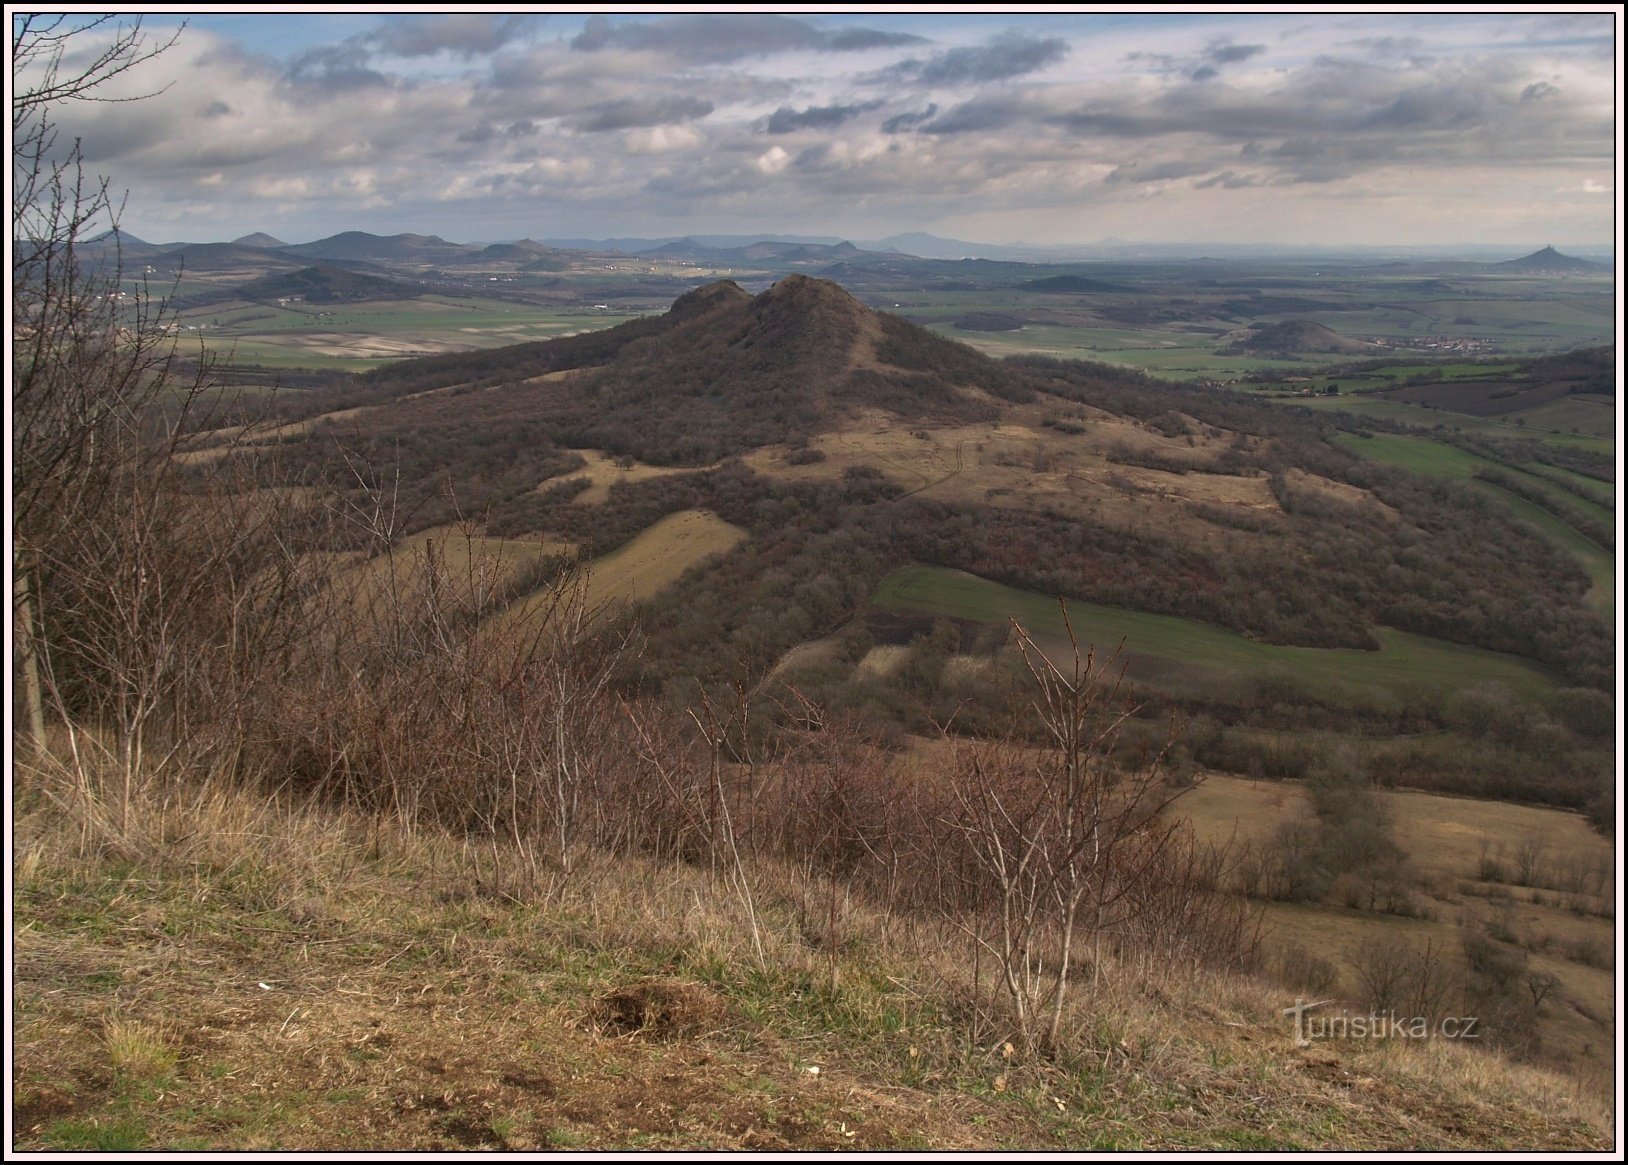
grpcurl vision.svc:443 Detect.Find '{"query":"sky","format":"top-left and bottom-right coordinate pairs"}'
top-left (13, 8), bottom-right (1621, 249)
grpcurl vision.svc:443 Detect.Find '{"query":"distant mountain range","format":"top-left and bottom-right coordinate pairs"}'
top-left (70, 229), bottom-right (1612, 288)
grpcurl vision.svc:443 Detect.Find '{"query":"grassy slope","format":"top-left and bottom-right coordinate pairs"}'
top-left (872, 564), bottom-right (1559, 703)
top-left (11, 763), bottom-right (1609, 1152)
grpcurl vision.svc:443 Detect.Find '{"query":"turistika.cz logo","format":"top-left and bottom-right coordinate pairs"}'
top-left (1283, 999), bottom-right (1479, 1047)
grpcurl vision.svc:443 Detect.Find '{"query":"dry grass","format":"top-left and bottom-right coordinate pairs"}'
top-left (555, 449), bottom-right (721, 506)
top-left (10, 750), bottom-right (1612, 1152)
top-left (504, 509), bottom-right (745, 620)
top-left (742, 403), bottom-right (1290, 548)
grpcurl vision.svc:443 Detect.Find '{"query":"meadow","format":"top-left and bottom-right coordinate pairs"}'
top-left (870, 564), bottom-right (1561, 704)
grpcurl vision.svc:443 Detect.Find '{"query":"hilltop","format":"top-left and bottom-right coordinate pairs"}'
top-left (1495, 246), bottom-right (1608, 275)
top-left (1230, 319), bottom-right (1385, 355)
top-left (352, 274), bottom-right (1035, 464)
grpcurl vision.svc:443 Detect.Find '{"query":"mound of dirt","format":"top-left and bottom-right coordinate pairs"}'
top-left (595, 979), bottom-right (729, 1040)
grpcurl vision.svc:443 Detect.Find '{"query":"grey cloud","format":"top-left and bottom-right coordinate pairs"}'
top-left (1521, 81), bottom-right (1560, 101)
top-left (457, 119), bottom-right (536, 144)
top-left (283, 44), bottom-right (391, 94)
top-left (826, 28), bottom-right (927, 52)
top-left (882, 34), bottom-right (1068, 86)
top-left (881, 104), bottom-right (938, 133)
top-left (1205, 42), bottom-right (1265, 64)
top-left (1194, 170), bottom-right (1266, 189)
top-left (920, 98), bottom-right (1026, 135)
top-left (571, 14), bottom-right (917, 63)
top-left (765, 102), bottom-right (879, 134)
top-left (570, 96), bottom-right (714, 133)
top-left (1362, 84), bottom-right (1497, 130)
top-left (1350, 36), bottom-right (1424, 58)
top-left (1190, 65), bottom-right (1220, 83)
top-left (201, 100), bottom-right (231, 118)
top-left (368, 14), bottom-right (539, 58)
top-left (1105, 159), bottom-right (1216, 185)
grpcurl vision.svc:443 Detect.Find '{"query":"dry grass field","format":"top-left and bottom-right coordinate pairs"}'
top-left (743, 399), bottom-right (1389, 545)
top-left (1178, 772), bottom-right (1614, 1090)
top-left (504, 509), bottom-right (746, 622)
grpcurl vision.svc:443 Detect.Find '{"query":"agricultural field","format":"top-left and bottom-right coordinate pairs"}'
top-left (1283, 396), bottom-right (1615, 450)
top-left (168, 296), bottom-right (649, 371)
top-left (870, 564), bottom-right (1560, 705)
top-left (504, 509), bottom-right (745, 622)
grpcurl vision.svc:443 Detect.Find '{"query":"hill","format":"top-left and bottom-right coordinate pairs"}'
top-left (235, 264), bottom-right (425, 304)
top-left (1495, 246), bottom-right (1608, 275)
top-left (480, 238), bottom-right (571, 263)
top-left (232, 231), bottom-right (287, 248)
top-left (351, 274), bottom-right (1034, 465)
top-left (255, 276), bottom-right (1611, 735)
top-left (151, 242), bottom-right (303, 274)
top-left (279, 230), bottom-right (478, 264)
top-left (1231, 319), bottom-right (1385, 355)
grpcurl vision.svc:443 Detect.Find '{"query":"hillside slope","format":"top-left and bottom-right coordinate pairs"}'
top-left (12, 765), bottom-right (1610, 1152)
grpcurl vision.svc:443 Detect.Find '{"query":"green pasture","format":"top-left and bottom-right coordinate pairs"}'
top-left (1514, 395), bottom-right (1617, 440)
top-left (1286, 396), bottom-right (1615, 452)
top-left (871, 564), bottom-right (1559, 705)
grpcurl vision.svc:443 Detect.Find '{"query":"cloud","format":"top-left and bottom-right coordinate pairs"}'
top-left (1521, 81), bottom-right (1559, 101)
top-left (570, 96), bottom-right (714, 133)
top-left (571, 14), bottom-right (918, 64)
top-left (882, 34), bottom-right (1069, 86)
top-left (825, 27), bottom-right (926, 52)
top-left (624, 125), bottom-right (702, 155)
top-left (881, 105), bottom-right (938, 134)
top-left (1204, 42), bottom-right (1265, 65)
top-left (1361, 83), bottom-right (1498, 130)
top-left (1194, 170), bottom-right (1267, 189)
top-left (1104, 159), bottom-right (1218, 185)
top-left (765, 102), bottom-right (879, 134)
top-left (920, 98), bottom-right (1028, 135)
top-left (366, 14), bottom-right (539, 58)
top-left (282, 44), bottom-right (390, 94)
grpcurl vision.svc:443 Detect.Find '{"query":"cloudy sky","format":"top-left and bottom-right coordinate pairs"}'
top-left (18, 9), bottom-right (1620, 248)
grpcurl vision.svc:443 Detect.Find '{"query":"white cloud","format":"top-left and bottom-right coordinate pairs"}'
top-left (624, 125), bottom-right (703, 155)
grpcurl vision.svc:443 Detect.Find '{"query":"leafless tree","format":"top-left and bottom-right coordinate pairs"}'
top-left (946, 606), bottom-right (1191, 1055)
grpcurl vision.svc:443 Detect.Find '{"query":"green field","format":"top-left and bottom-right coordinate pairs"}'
top-left (872, 564), bottom-right (1559, 705)
top-left (169, 296), bottom-right (646, 370)
top-left (1284, 395), bottom-right (1616, 451)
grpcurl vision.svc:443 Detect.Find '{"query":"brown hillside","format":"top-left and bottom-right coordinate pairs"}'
top-left (357, 275), bottom-right (1037, 465)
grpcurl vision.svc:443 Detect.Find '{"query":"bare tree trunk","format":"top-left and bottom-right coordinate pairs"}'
top-left (13, 562), bottom-right (47, 751)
